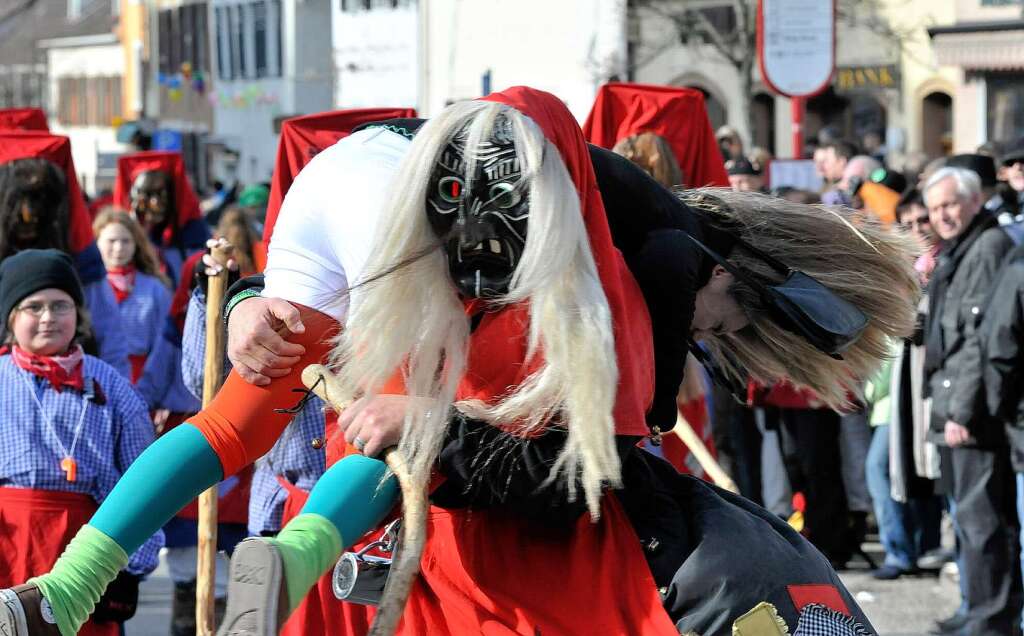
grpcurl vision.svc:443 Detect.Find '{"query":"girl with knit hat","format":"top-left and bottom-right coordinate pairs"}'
top-left (0, 249), bottom-right (163, 634)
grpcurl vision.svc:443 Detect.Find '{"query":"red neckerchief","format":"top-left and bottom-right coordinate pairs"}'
top-left (106, 264), bottom-right (137, 303)
top-left (10, 345), bottom-right (85, 393)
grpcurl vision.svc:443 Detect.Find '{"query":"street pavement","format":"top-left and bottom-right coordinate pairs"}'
top-left (125, 542), bottom-right (961, 635)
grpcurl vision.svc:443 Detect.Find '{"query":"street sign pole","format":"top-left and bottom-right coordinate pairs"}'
top-left (757, 0), bottom-right (836, 160)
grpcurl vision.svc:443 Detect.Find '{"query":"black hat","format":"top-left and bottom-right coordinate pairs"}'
top-left (946, 153), bottom-right (997, 187)
top-left (726, 157), bottom-right (761, 176)
top-left (0, 249), bottom-right (83, 327)
top-left (867, 167), bottom-right (907, 195)
top-left (1001, 138), bottom-right (1024, 167)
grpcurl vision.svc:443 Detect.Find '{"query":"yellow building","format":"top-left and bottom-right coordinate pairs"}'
top-left (929, 0), bottom-right (1024, 153)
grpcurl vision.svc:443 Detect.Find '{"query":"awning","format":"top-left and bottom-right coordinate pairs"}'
top-left (929, 21), bottom-right (1024, 71)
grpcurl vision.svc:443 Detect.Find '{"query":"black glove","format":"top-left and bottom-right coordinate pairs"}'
top-left (93, 570), bottom-right (141, 623)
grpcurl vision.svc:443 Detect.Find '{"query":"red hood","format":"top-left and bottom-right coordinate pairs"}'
top-left (113, 150), bottom-right (202, 228)
top-left (582, 82), bottom-right (729, 188)
top-left (0, 131), bottom-right (92, 253)
top-left (0, 108), bottom-right (49, 132)
top-left (465, 86), bottom-right (654, 436)
top-left (264, 107), bottom-right (417, 241)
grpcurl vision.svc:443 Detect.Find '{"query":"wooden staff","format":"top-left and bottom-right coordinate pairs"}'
top-left (301, 364), bottom-right (426, 636)
top-left (197, 245), bottom-right (232, 635)
top-left (673, 411), bottom-right (739, 494)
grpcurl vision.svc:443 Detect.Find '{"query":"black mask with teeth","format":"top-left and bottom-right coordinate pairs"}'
top-left (426, 117), bottom-right (529, 299)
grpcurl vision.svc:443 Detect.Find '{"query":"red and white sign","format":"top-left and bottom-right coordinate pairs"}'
top-left (757, 0), bottom-right (835, 98)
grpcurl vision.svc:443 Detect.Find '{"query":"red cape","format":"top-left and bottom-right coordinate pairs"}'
top-left (379, 87), bottom-right (674, 636)
top-left (264, 107), bottom-right (417, 241)
top-left (582, 82), bottom-right (729, 188)
top-left (0, 131), bottom-right (92, 253)
top-left (113, 151), bottom-right (202, 228)
top-left (0, 108), bottom-right (49, 132)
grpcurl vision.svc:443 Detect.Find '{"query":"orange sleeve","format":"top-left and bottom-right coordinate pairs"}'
top-left (189, 303), bottom-right (340, 477)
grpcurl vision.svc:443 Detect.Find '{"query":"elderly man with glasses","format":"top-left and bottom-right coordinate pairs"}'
top-left (923, 166), bottom-right (1020, 635)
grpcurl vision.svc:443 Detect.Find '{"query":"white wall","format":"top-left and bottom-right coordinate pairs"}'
top-left (332, 3), bottom-right (419, 109)
top-left (422, 0), bottom-right (626, 121)
top-left (47, 42), bottom-right (129, 194)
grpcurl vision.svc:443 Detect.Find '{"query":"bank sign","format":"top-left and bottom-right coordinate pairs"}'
top-left (834, 65), bottom-right (901, 93)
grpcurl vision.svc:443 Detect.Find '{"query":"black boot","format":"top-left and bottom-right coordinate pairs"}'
top-left (171, 580), bottom-right (197, 636)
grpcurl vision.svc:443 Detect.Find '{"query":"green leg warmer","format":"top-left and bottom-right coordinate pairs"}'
top-left (271, 454), bottom-right (399, 612)
top-left (28, 423), bottom-right (224, 635)
top-left (30, 526), bottom-right (128, 636)
top-left (269, 514), bottom-right (343, 611)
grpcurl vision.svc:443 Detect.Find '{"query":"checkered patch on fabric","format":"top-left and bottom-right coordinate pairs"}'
top-left (793, 604), bottom-right (871, 636)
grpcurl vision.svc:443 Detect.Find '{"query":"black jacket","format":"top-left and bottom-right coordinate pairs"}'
top-left (982, 244), bottom-right (1024, 469)
top-left (925, 213), bottom-right (1014, 446)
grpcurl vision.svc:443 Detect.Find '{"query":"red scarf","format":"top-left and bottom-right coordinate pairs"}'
top-left (11, 345), bottom-right (85, 393)
top-left (106, 264), bottom-right (137, 303)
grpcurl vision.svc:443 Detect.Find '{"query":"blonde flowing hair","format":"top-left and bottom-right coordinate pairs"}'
top-left (329, 101), bottom-right (620, 516)
top-left (612, 132), bottom-right (685, 188)
top-left (681, 188), bottom-right (920, 408)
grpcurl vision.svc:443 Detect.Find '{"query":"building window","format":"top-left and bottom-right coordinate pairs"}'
top-left (987, 73), bottom-right (1024, 146)
top-left (57, 76), bottom-right (122, 126)
top-left (254, 1), bottom-right (268, 78)
top-left (340, 0), bottom-right (412, 12)
top-left (158, 2), bottom-right (210, 75)
top-left (216, 1), bottom-right (284, 81)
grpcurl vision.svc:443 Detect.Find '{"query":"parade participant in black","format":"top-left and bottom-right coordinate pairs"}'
top-left (112, 152), bottom-right (209, 285)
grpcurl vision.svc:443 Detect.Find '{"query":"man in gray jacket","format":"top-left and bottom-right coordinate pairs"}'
top-left (924, 166), bottom-right (1020, 635)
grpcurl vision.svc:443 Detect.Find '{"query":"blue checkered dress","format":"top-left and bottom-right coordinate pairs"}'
top-left (82, 280), bottom-right (131, 380)
top-left (84, 273), bottom-right (172, 361)
top-left (0, 355), bottom-right (164, 574)
top-left (182, 290), bottom-right (326, 535)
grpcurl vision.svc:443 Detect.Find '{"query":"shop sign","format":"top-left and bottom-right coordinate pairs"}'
top-left (834, 65), bottom-right (901, 92)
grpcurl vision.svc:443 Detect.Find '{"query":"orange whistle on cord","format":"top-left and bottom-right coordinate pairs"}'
top-left (61, 457), bottom-right (77, 482)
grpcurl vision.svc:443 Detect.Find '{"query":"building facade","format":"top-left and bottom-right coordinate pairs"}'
top-left (929, 0), bottom-right (1024, 153)
top-left (629, 0), bottom-right (960, 161)
top-left (208, 0), bottom-right (332, 186)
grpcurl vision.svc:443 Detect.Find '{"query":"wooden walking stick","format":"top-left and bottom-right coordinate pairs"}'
top-left (197, 244), bottom-right (232, 635)
top-left (301, 364), bottom-right (427, 636)
top-left (673, 411), bottom-right (739, 494)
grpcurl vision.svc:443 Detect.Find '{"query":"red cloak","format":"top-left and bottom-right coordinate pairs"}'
top-left (368, 86), bottom-right (674, 635)
top-left (112, 151), bottom-right (203, 228)
top-left (0, 130), bottom-right (92, 253)
top-left (264, 107), bottom-right (417, 241)
top-left (582, 82), bottom-right (729, 188)
top-left (0, 107), bottom-right (49, 132)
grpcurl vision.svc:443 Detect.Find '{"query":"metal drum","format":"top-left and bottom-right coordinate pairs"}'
top-left (332, 551), bottom-right (392, 606)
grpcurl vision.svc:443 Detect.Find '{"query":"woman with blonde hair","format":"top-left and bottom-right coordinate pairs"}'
top-left (612, 131), bottom-right (685, 188)
top-left (85, 209), bottom-right (171, 383)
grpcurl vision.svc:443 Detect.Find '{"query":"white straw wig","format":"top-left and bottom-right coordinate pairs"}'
top-left (680, 188), bottom-right (921, 409)
top-left (329, 100), bottom-right (620, 517)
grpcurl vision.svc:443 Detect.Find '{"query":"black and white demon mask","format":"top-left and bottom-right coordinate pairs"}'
top-left (426, 115), bottom-right (529, 299)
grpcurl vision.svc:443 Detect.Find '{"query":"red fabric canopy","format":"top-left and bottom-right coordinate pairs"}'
top-left (264, 107), bottom-right (417, 241)
top-left (113, 151), bottom-right (202, 228)
top-left (0, 108), bottom-right (49, 132)
top-left (0, 131), bottom-right (92, 253)
top-left (582, 82), bottom-right (729, 188)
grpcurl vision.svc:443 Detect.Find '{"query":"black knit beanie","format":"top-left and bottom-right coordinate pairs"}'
top-left (0, 249), bottom-right (84, 326)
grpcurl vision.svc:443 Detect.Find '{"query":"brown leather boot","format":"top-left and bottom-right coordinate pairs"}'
top-left (216, 538), bottom-right (290, 636)
top-left (0, 583), bottom-right (63, 636)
